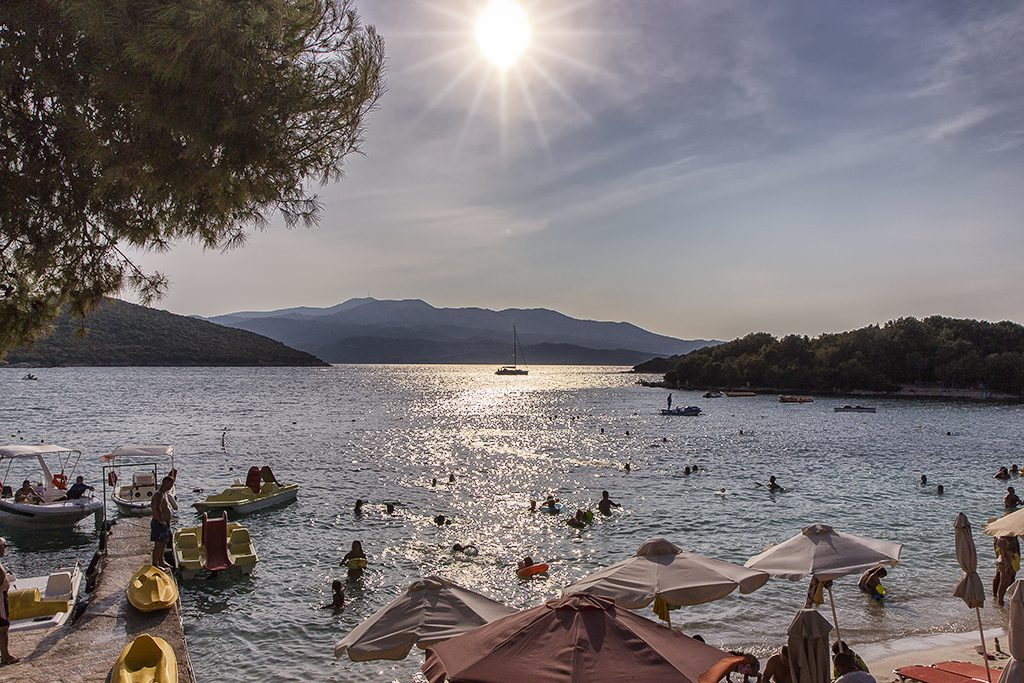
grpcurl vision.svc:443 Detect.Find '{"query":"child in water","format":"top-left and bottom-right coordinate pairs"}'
top-left (342, 540), bottom-right (366, 581)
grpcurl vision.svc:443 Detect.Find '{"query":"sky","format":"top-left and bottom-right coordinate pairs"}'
top-left (135, 0), bottom-right (1024, 341)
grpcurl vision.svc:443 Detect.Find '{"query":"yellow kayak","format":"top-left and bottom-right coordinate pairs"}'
top-left (127, 565), bottom-right (179, 613)
top-left (112, 634), bottom-right (178, 683)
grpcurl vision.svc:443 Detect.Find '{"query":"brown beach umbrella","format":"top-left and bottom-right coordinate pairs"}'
top-left (744, 524), bottom-right (902, 641)
top-left (999, 579), bottom-right (1024, 683)
top-left (334, 576), bottom-right (515, 662)
top-left (562, 537), bottom-right (769, 625)
top-left (787, 609), bottom-right (834, 683)
top-left (954, 513), bottom-right (992, 683)
top-left (422, 593), bottom-right (744, 683)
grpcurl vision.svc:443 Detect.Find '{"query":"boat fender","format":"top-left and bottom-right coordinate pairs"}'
top-left (52, 472), bottom-right (68, 489)
top-left (108, 471), bottom-right (118, 487)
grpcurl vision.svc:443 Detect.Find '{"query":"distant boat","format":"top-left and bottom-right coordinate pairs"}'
top-left (661, 406), bottom-right (701, 416)
top-left (779, 395), bottom-right (813, 403)
top-left (21, 373), bottom-right (38, 380)
top-left (834, 405), bottom-right (876, 413)
top-left (724, 390), bottom-right (756, 397)
top-left (703, 390), bottom-right (723, 399)
top-left (495, 326), bottom-right (528, 376)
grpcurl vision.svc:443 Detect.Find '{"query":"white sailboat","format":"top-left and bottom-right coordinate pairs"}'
top-left (495, 326), bottom-right (528, 375)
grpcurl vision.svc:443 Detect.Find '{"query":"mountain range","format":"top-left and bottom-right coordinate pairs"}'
top-left (207, 298), bottom-right (718, 365)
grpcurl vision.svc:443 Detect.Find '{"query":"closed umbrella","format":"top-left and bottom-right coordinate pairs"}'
top-left (334, 576), bottom-right (515, 661)
top-left (745, 524), bottom-right (902, 642)
top-left (955, 513), bottom-right (992, 683)
top-left (999, 579), bottom-right (1024, 683)
top-left (422, 593), bottom-right (745, 683)
top-left (788, 609), bottom-right (833, 683)
top-left (563, 537), bottom-right (769, 624)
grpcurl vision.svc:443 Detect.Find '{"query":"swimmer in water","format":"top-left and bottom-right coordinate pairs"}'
top-left (997, 467), bottom-right (1012, 481)
top-left (385, 502), bottom-right (395, 514)
top-left (1005, 487), bottom-right (1022, 509)
top-left (567, 510), bottom-right (588, 529)
top-left (937, 484), bottom-right (945, 494)
top-left (684, 466), bottom-right (691, 475)
top-left (541, 494), bottom-right (560, 512)
top-left (920, 474), bottom-right (927, 486)
top-left (448, 473), bottom-right (456, 484)
top-left (452, 543), bottom-right (479, 556)
top-left (857, 566), bottom-right (887, 596)
top-left (342, 541), bottom-right (366, 581)
top-left (767, 476), bottom-right (783, 492)
top-left (624, 462), bottom-right (631, 473)
top-left (433, 514), bottom-right (449, 525)
top-left (431, 478), bottom-right (437, 487)
top-left (529, 499), bottom-right (537, 512)
top-left (354, 498), bottom-right (364, 515)
top-left (325, 579), bottom-right (345, 610)
top-left (597, 490), bottom-right (620, 515)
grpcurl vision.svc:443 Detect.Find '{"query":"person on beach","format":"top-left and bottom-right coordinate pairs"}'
top-left (0, 537), bottom-right (18, 666)
top-left (343, 541), bottom-right (367, 581)
top-left (832, 641), bottom-right (869, 677)
top-left (597, 490), bottom-right (620, 515)
top-left (65, 475), bottom-right (94, 500)
top-left (767, 475), bottom-right (783, 492)
top-left (1006, 487), bottom-right (1022, 509)
top-left (150, 476), bottom-right (175, 570)
top-left (996, 535), bottom-right (1020, 606)
top-left (13, 480), bottom-right (41, 505)
top-left (763, 646), bottom-right (792, 683)
top-left (325, 579), bottom-right (345, 611)
top-left (996, 467), bottom-right (1011, 480)
top-left (834, 652), bottom-right (876, 683)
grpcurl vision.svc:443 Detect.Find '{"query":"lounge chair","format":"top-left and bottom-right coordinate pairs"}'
top-left (895, 666), bottom-right (975, 683)
top-left (933, 661), bottom-right (999, 682)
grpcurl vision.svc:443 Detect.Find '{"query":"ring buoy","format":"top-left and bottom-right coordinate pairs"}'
top-left (517, 562), bottom-right (549, 578)
top-left (345, 558), bottom-right (368, 569)
top-left (52, 472), bottom-right (68, 489)
top-left (108, 471), bottom-right (118, 487)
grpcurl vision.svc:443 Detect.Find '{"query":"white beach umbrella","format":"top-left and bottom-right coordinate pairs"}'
top-left (984, 509), bottom-right (1024, 538)
top-left (999, 579), bottom-right (1024, 683)
top-left (955, 513), bottom-right (993, 683)
top-left (744, 524), bottom-right (902, 641)
top-left (562, 538), bottom-right (769, 625)
top-left (787, 609), bottom-right (833, 683)
top-left (334, 576), bottom-right (516, 662)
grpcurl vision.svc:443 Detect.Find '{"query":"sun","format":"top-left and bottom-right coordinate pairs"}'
top-left (475, 0), bottom-right (531, 69)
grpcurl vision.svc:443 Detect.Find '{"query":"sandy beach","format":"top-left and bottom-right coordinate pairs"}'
top-left (859, 629), bottom-right (1008, 682)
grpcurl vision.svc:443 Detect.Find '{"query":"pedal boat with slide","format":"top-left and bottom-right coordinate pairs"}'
top-left (192, 465), bottom-right (299, 516)
top-left (101, 444), bottom-right (177, 516)
top-left (0, 444), bottom-right (102, 529)
top-left (173, 512), bottom-right (258, 580)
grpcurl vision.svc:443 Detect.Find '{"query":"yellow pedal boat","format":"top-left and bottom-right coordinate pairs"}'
top-left (112, 633), bottom-right (177, 683)
top-left (173, 512), bottom-right (258, 580)
top-left (192, 465), bottom-right (298, 515)
top-left (127, 565), bottom-right (179, 613)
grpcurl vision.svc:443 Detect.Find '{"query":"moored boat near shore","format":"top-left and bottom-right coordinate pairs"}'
top-left (102, 444), bottom-right (177, 517)
top-left (834, 405), bottom-right (877, 413)
top-left (7, 563), bottom-right (82, 632)
top-left (0, 444), bottom-right (102, 529)
top-left (660, 406), bottom-right (701, 416)
top-left (779, 395), bottom-right (813, 403)
top-left (192, 465), bottom-right (298, 515)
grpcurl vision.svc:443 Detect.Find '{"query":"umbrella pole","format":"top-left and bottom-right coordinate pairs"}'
top-left (827, 587), bottom-right (842, 644)
top-left (975, 607), bottom-right (992, 683)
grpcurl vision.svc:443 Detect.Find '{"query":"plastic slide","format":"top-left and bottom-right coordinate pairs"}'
top-left (201, 513), bottom-right (231, 572)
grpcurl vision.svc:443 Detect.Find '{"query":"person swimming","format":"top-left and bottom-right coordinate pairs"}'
top-left (452, 543), bottom-right (479, 556)
top-left (325, 579), bottom-right (345, 610)
top-left (529, 499), bottom-right (537, 512)
top-left (1006, 487), bottom-right (1022, 509)
top-left (597, 491), bottom-right (620, 515)
top-left (920, 474), bottom-right (927, 486)
top-left (354, 498), bottom-right (364, 515)
top-left (385, 502), bottom-right (395, 514)
top-left (342, 541), bottom-right (366, 581)
top-left (937, 484), bottom-right (945, 495)
top-left (541, 495), bottom-right (560, 511)
top-left (767, 475), bottom-right (783, 492)
top-left (997, 467), bottom-right (1012, 481)
top-left (433, 514), bottom-right (450, 525)
top-left (448, 473), bottom-right (456, 484)
top-left (624, 462), bottom-right (631, 473)
top-left (567, 510), bottom-right (588, 529)
top-left (684, 466), bottom-right (691, 475)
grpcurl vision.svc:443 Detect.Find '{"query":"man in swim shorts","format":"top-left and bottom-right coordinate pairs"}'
top-left (150, 476), bottom-right (175, 569)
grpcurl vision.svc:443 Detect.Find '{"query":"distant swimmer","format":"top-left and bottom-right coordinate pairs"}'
top-left (433, 514), bottom-right (451, 526)
top-left (997, 467), bottom-right (1012, 481)
top-left (684, 466), bottom-right (691, 475)
top-left (1014, 465), bottom-right (1021, 476)
top-left (354, 498), bottom-right (364, 515)
top-left (1006, 487), bottom-right (1023, 509)
top-left (342, 541), bottom-right (366, 581)
top-left (529, 499), bottom-right (537, 512)
top-left (625, 431), bottom-right (630, 436)
top-left (600, 428), bottom-right (605, 434)
top-left (452, 543), bottom-right (479, 556)
top-left (739, 429), bottom-right (744, 436)
top-left (715, 488), bottom-right (728, 496)
top-left (567, 510), bottom-right (588, 529)
top-left (325, 579), bottom-right (345, 611)
top-left (920, 474), bottom-right (927, 486)
top-left (385, 502), bottom-right (395, 515)
top-left (541, 495), bottom-right (560, 512)
top-left (597, 490), bottom-right (620, 515)
top-left (624, 462), bottom-right (631, 473)
top-left (767, 475), bottom-right (784, 492)
top-left (431, 478), bottom-right (437, 487)
top-left (937, 484), bottom-right (945, 495)
top-left (448, 473), bottom-right (456, 484)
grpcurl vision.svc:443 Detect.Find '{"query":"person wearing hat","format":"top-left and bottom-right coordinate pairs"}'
top-left (0, 537), bottom-right (17, 666)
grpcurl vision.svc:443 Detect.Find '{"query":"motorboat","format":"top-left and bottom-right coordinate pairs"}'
top-left (21, 373), bottom-right (38, 381)
top-left (102, 444), bottom-right (177, 516)
top-left (112, 633), bottom-right (178, 683)
top-left (834, 405), bottom-right (877, 413)
top-left (192, 465), bottom-right (299, 515)
top-left (702, 390), bottom-right (723, 399)
top-left (7, 563), bottom-right (82, 632)
top-left (127, 565), bottom-right (179, 613)
top-left (173, 512), bottom-right (258, 580)
top-left (779, 395), bottom-right (813, 403)
top-left (0, 444), bottom-right (102, 529)
top-left (661, 406), bottom-right (701, 416)
top-left (495, 326), bottom-right (529, 375)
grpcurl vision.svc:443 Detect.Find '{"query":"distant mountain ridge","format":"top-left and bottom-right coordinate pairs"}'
top-left (5, 298), bottom-right (328, 367)
top-left (207, 298), bottom-right (718, 364)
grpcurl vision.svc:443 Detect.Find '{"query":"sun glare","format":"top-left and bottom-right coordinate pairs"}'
top-left (476, 0), bottom-right (531, 69)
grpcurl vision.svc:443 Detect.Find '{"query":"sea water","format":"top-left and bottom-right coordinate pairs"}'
top-left (2, 365), bottom-right (1022, 682)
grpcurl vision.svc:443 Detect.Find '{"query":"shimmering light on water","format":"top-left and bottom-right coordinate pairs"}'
top-left (3, 365), bottom-right (1023, 681)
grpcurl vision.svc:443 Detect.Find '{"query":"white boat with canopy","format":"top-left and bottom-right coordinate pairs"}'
top-left (101, 444), bottom-right (176, 516)
top-left (0, 445), bottom-right (102, 529)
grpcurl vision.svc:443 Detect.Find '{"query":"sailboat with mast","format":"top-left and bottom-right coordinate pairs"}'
top-left (495, 326), bottom-right (529, 375)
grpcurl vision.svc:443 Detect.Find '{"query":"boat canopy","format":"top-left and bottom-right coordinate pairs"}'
top-left (103, 444), bottom-right (174, 461)
top-left (0, 444), bottom-right (79, 459)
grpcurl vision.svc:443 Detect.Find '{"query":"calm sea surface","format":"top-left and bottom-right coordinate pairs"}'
top-left (2, 365), bottom-right (1023, 681)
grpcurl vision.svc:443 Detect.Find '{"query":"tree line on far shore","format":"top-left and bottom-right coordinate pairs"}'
top-left (660, 316), bottom-right (1024, 395)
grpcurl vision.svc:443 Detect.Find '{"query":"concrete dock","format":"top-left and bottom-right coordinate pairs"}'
top-left (9, 517), bottom-right (195, 682)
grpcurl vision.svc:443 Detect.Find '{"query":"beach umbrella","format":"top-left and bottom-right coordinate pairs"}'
top-left (562, 537), bottom-right (769, 625)
top-left (983, 509), bottom-right (1024, 538)
top-left (955, 513), bottom-right (993, 683)
top-left (422, 593), bottom-right (745, 683)
top-left (787, 609), bottom-right (833, 683)
top-left (744, 524), bottom-right (902, 642)
top-left (999, 579), bottom-right (1024, 683)
top-left (334, 576), bottom-right (515, 662)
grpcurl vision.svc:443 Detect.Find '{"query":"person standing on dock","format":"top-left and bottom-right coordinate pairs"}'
top-left (150, 476), bottom-right (175, 570)
top-left (0, 537), bottom-right (17, 666)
